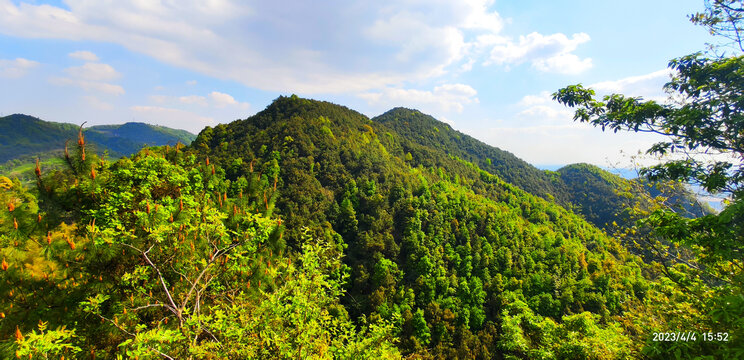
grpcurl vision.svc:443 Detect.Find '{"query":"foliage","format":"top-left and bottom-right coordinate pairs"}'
top-left (372, 108), bottom-right (573, 206)
top-left (557, 163), bottom-right (712, 230)
top-left (0, 132), bottom-right (399, 359)
top-left (553, 8), bottom-right (744, 357)
top-left (691, 0), bottom-right (744, 52)
top-left (13, 321), bottom-right (82, 359)
top-left (553, 53), bottom-right (744, 198)
top-left (192, 95), bottom-right (650, 358)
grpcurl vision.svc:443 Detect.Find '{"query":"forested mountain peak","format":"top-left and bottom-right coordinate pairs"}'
top-left (241, 94), bottom-right (370, 130)
top-left (370, 105), bottom-right (573, 205)
top-left (556, 163), bottom-right (713, 228)
top-left (189, 95), bottom-right (652, 357)
top-left (375, 107), bottom-right (455, 132)
top-left (1, 114), bottom-right (80, 163)
top-left (192, 95), bottom-right (708, 232)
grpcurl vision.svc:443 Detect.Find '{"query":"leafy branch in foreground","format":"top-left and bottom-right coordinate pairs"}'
top-left (0, 134), bottom-right (400, 359)
top-left (554, 19), bottom-right (744, 358)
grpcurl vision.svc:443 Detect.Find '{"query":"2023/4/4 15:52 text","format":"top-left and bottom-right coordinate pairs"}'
top-left (652, 332), bottom-right (730, 342)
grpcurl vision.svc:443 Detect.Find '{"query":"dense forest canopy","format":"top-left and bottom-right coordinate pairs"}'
top-left (0, 1), bottom-right (742, 359)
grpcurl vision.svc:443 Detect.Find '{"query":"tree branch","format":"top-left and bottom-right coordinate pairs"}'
top-left (179, 241), bottom-right (242, 315)
top-left (119, 243), bottom-right (181, 321)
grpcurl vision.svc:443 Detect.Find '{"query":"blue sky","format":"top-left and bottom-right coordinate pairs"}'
top-left (0, 0), bottom-right (716, 167)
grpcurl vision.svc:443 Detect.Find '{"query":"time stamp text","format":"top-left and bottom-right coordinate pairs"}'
top-left (652, 332), bottom-right (729, 342)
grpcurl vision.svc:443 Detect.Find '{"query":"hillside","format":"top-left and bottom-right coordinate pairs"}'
top-left (0, 114), bottom-right (196, 180)
top-left (369, 108), bottom-right (710, 229)
top-left (85, 122), bottom-right (196, 156)
top-left (372, 108), bottom-right (572, 205)
top-left (0, 96), bottom-right (722, 358)
top-left (556, 163), bottom-right (713, 229)
top-left (0, 114), bottom-right (79, 163)
top-left (189, 95), bottom-right (649, 358)
top-left (0, 114), bottom-right (195, 163)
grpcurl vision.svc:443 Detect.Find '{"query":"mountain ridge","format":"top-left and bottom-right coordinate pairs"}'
top-left (186, 95), bottom-right (649, 357)
top-left (0, 113), bottom-right (196, 165)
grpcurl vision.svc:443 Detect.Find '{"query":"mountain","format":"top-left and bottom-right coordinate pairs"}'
top-left (372, 108), bottom-right (573, 205)
top-left (85, 122), bottom-right (196, 156)
top-left (369, 108), bottom-right (712, 229)
top-left (0, 114), bottom-right (196, 180)
top-left (0, 114), bottom-right (195, 163)
top-left (0, 114), bottom-right (80, 163)
top-left (189, 95), bottom-right (649, 358)
top-left (556, 163), bottom-right (714, 228)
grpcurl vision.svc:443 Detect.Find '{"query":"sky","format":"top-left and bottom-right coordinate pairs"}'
top-left (0, 0), bottom-right (717, 168)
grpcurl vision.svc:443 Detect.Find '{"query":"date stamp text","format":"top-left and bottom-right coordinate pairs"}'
top-left (652, 332), bottom-right (729, 342)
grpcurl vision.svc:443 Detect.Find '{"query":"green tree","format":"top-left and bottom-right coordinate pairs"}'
top-left (553, 2), bottom-right (744, 357)
top-left (691, 0), bottom-right (744, 52)
top-left (1, 134), bottom-right (400, 359)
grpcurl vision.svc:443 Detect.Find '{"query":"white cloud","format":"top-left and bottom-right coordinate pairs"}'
top-left (360, 83), bottom-right (478, 117)
top-left (513, 91), bottom-right (575, 126)
top-left (147, 91), bottom-right (248, 109)
top-left (517, 104), bottom-right (574, 121)
top-left (514, 68), bottom-right (674, 127)
top-left (50, 61), bottom-right (124, 95)
top-left (208, 91), bottom-right (249, 109)
top-left (49, 77), bottom-right (125, 95)
top-left (364, 12), bottom-right (466, 75)
top-left (517, 91), bottom-right (551, 107)
top-left (487, 32), bottom-right (592, 74)
top-left (82, 95), bottom-right (113, 110)
top-left (208, 91), bottom-right (236, 107)
top-left (0, 0), bottom-right (579, 93)
top-left (533, 53), bottom-right (592, 74)
top-left (470, 124), bottom-right (662, 165)
top-left (130, 105), bottom-right (217, 133)
top-left (590, 69), bottom-right (672, 102)
top-left (499, 69), bottom-right (680, 165)
top-left (64, 62), bottom-right (121, 81)
top-left (179, 95), bottom-right (208, 106)
top-left (0, 57), bottom-right (39, 78)
top-left (68, 50), bottom-right (99, 61)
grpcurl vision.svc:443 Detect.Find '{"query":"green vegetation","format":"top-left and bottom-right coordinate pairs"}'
top-left (372, 108), bottom-right (572, 205)
top-left (1, 91), bottom-right (730, 358)
top-left (557, 163), bottom-right (712, 229)
top-left (0, 114), bottom-right (196, 163)
top-left (84, 122), bottom-right (197, 157)
top-left (1, 133), bottom-right (399, 358)
top-left (371, 108), bottom-right (709, 233)
top-left (554, 1), bottom-right (744, 357)
top-left (0, 115), bottom-right (80, 163)
top-left (0, 2), bottom-right (739, 358)
top-left (191, 95), bottom-right (656, 358)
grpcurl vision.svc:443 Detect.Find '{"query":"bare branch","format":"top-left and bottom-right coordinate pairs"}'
top-left (179, 241), bottom-right (242, 314)
top-left (131, 303), bottom-right (168, 312)
top-left (119, 243), bottom-right (181, 320)
top-left (141, 246), bottom-right (182, 322)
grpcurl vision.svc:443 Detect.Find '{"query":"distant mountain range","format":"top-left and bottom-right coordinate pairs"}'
top-left (0, 114), bottom-right (196, 163)
top-left (1, 106), bottom-right (711, 229)
top-left (0, 114), bottom-right (196, 182)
